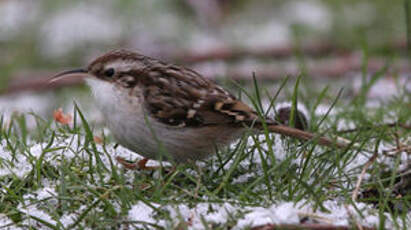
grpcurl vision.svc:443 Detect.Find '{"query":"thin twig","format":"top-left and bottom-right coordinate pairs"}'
top-left (297, 211), bottom-right (334, 224)
top-left (382, 145), bottom-right (411, 156)
top-left (352, 150), bottom-right (378, 202)
top-left (344, 204), bottom-right (363, 230)
top-left (382, 131), bottom-right (411, 156)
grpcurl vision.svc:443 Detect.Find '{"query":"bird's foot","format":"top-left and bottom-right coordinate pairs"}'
top-left (115, 157), bottom-right (157, 170)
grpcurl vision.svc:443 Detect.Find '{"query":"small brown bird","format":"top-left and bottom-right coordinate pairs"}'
top-left (52, 49), bottom-right (342, 166)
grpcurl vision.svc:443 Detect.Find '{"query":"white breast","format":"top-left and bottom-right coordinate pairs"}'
top-left (85, 78), bottom-right (244, 163)
top-left (86, 78), bottom-right (154, 155)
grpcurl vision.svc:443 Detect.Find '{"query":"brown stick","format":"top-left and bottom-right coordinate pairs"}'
top-left (173, 40), bottom-right (406, 63)
top-left (352, 151), bottom-right (378, 202)
top-left (174, 42), bottom-right (341, 63)
top-left (1, 54), bottom-right (410, 96)
top-left (220, 55), bottom-right (411, 81)
top-left (0, 75), bottom-right (84, 95)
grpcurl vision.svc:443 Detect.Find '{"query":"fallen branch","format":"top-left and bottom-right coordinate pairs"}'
top-left (172, 40), bottom-right (406, 63)
top-left (0, 74), bottom-right (83, 95)
top-left (173, 41), bottom-right (347, 63)
top-left (220, 55), bottom-right (411, 80)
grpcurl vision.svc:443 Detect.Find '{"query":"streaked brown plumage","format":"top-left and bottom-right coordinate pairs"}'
top-left (52, 49), bottom-right (345, 164)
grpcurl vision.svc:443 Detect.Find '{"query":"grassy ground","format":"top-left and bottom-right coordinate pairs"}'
top-left (0, 70), bottom-right (410, 229)
top-left (0, 1), bottom-right (410, 229)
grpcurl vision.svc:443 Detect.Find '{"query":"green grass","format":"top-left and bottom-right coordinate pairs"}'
top-left (0, 0), bottom-right (410, 228)
top-left (0, 67), bottom-right (410, 229)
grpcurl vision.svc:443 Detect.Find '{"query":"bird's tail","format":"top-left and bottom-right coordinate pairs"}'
top-left (265, 124), bottom-right (348, 148)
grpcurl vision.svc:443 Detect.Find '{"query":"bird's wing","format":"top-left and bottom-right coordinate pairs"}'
top-left (140, 64), bottom-right (260, 127)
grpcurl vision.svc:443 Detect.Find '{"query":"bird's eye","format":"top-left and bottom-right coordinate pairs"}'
top-left (104, 68), bottom-right (115, 77)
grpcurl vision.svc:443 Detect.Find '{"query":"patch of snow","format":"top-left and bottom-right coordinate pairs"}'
top-left (59, 213), bottom-right (76, 228)
top-left (128, 201), bottom-right (160, 227)
top-left (0, 139), bottom-right (33, 177)
top-left (126, 200), bottom-right (393, 229)
top-left (314, 104), bottom-right (336, 116)
top-left (0, 128), bottom-right (165, 178)
top-left (336, 119), bottom-right (356, 131)
top-left (0, 214), bottom-right (20, 230)
top-left (0, 93), bottom-right (53, 129)
top-left (236, 202), bottom-right (300, 228)
top-left (168, 203), bottom-right (237, 229)
top-left (36, 187), bottom-right (57, 201)
top-left (232, 172), bottom-right (255, 184)
top-left (245, 133), bottom-right (289, 163)
top-left (352, 76), bottom-right (410, 100)
top-left (19, 204), bottom-right (57, 229)
top-left (285, 0), bottom-right (331, 30)
top-left (0, 0), bottom-right (39, 40)
top-left (40, 3), bottom-right (123, 57)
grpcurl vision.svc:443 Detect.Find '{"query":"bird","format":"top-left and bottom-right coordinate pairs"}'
top-left (51, 49), bottom-right (344, 168)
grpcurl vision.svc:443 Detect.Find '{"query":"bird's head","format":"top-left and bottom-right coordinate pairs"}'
top-left (50, 49), bottom-right (148, 84)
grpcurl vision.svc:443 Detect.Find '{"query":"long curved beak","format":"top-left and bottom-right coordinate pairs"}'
top-left (49, 68), bottom-right (89, 83)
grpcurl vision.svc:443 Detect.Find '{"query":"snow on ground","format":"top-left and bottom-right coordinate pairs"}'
top-left (0, 92), bottom-right (53, 129)
top-left (126, 199), bottom-right (387, 229)
top-left (0, 0), bottom-right (39, 41)
top-left (128, 202), bottom-right (162, 226)
top-left (40, 2), bottom-right (122, 57)
top-left (0, 214), bottom-right (20, 230)
top-left (19, 205), bottom-right (57, 228)
top-left (16, 185), bottom-right (80, 229)
top-left (352, 75), bottom-right (411, 100)
top-left (0, 134), bottom-right (138, 177)
top-left (0, 129), bottom-right (409, 229)
top-left (284, 0), bottom-right (331, 30)
top-left (0, 139), bottom-right (36, 177)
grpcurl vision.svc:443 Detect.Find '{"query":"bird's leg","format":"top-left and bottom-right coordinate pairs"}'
top-left (137, 158), bottom-right (150, 169)
top-left (115, 156), bottom-right (157, 170)
top-left (115, 156), bottom-right (139, 170)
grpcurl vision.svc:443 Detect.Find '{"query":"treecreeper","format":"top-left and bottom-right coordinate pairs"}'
top-left (52, 49), bottom-right (345, 168)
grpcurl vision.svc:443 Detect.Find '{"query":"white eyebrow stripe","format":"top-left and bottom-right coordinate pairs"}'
top-left (105, 60), bottom-right (145, 72)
